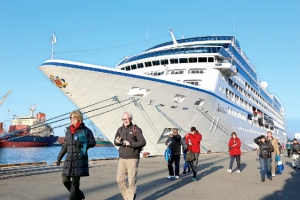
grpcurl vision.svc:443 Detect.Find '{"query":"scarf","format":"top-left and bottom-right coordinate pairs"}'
top-left (70, 122), bottom-right (81, 134)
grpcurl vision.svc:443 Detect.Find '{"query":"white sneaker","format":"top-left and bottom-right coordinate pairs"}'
top-left (237, 170), bottom-right (240, 173)
top-left (227, 169), bottom-right (232, 174)
top-left (175, 176), bottom-right (179, 179)
top-left (272, 174), bottom-right (275, 177)
top-left (167, 175), bottom-right (174, 179)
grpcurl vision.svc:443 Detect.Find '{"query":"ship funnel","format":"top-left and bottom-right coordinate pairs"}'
top-left (169, 29), bottom-right (178, 45)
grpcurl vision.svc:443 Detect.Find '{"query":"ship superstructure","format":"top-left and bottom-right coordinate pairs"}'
top-left (39, 31), bottom-right (286, 155)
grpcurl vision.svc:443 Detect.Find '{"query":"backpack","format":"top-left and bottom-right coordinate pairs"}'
top-left (118, 124), bottom-right (145, 151)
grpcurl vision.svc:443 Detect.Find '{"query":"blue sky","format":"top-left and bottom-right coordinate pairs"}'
top-left (0, 1), bottom-right (299, 138)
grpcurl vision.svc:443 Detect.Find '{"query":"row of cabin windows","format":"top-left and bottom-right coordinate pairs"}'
top-left (120, 57), bottom-right (215, 71)
top-left (229, 77), bottom-right (281, 121)
top-left (146, 69), bottom-right (205, 76)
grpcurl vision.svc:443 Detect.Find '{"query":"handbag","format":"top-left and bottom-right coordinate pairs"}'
top-left (186, 150), bottom-right (195, 162)
top-left (164, 146), bottom-right (172, 162)
top-left (277, 160), bottom-right (284, 173)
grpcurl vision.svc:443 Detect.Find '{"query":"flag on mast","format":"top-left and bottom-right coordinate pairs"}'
top-left (51, 31), bottom-right (57, 43)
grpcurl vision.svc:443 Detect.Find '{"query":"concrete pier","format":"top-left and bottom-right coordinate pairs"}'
top-left (0, 152), bottom-right (299, 200)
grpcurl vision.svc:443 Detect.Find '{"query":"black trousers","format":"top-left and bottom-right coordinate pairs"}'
top-left (62, 176), bottom-right (85, 200)
top-left (287, 149), bottom-right (291, 157)
top-left (168, 155), bottom-right (180, 176)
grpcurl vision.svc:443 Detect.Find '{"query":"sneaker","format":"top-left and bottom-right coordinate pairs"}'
top-left (175, 176), bottom-right (179, 179)
top-left (192, 177), bottom-right (197, 181)
top-left (227, 169), bottom-right (232, 174)
top-left (167, 175), bottom-right (174, 179)
top-left (183, 170), bottom-right (186, 174)
top-left (272, 174), bottom-right (275, 177)
top-left (237, 170), bottom-right (240, 173)
top-left (261, 179), bottom-right (265, 182)
top-left (268, 177), bottom-right (272, 181)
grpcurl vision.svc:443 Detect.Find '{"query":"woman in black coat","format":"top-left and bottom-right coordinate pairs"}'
top-left (56, 110), bottom-right (96, 200)
top-left (254, 135), bottom-right (274, 182)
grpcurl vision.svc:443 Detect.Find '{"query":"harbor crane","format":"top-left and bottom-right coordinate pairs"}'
top-left (0, 90), bottom-right (11, 107)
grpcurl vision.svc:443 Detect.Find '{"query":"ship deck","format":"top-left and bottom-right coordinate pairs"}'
top-left (1, 151), bottom-right (299, 200)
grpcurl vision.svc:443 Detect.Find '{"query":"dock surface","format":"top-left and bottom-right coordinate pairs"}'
top-left (1, 151), bottom-right (299, 200)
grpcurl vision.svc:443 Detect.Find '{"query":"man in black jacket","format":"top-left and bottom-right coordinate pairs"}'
top-left (114, 112), bottom-right (146, 200)
top-left (292, 138), bottom-right (300, 169)
top-left (165, 128), bottom-right (182, 179)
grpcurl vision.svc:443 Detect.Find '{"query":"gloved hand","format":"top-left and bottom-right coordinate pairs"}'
top-left (74, 140), bottom-right (81, 147)
top-left (56, 160), bottom-right (61, 166)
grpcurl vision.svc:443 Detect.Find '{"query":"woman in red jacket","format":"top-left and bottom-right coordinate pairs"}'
top-left (227, 132), bottom-right (241, 174)
top-left (186, 127), bottom-right (202, 181)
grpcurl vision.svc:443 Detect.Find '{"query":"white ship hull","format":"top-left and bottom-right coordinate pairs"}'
top-left (39, 60), bottom-right (286, 155)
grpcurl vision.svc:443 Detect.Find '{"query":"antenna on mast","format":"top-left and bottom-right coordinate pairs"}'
top-left (233, 16), bottom-right (236, 43)
top-left (146, 24), bottom-right (148, 50)
top-left (50, 31), bottom-right (57, 59)
top-left (169, 29), bottom-right (178, 45)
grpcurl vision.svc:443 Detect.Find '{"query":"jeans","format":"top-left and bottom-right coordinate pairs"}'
top-left (62, 176), bottom-right (85, 200)
top-left (168, 155), bottom-right (180, 176)
top-left (183, 153), bottom-right (191, 172)
top-left (188, 153), bottom-right (199, 178)
top-left (229, 155), bottom-right (240, 170)
top-left (259, 157), bottom-right (271, 180)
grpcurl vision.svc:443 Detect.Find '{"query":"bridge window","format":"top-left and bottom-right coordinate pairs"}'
top-left (152, 60), bottom-right (160, 66)
top-left (145, 62), bottom-right (152, 67)
top-left (120, 67), bottom-right (125, 70)
top-left (137, 63), bottom-right (144, 68)
top-left (198, 57), bottom-right (207, 62)
top-left (189, 58), bottom-right (197, 63)
top-left (179, 58), bottom-right (188, 63)
top-left (161, 59), bottom-right (169, 65)
top-left (208, 57), bottom-right (214, 62)
top-left (125, 66), bottom-right (130, 71)
top-left (131, 64), bottom-right (137, 70)
top-left (170, 59), bottom-right (178, 64)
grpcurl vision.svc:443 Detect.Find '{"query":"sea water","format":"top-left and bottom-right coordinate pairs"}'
top-left (0, 146), bottom-right (119, 165)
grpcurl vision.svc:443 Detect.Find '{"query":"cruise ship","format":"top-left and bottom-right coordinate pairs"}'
top-left (39, 31), bottom-right (286, 155)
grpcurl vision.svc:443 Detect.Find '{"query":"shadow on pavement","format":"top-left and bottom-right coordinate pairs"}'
top-left (262, 165), bottom-right (300, 200)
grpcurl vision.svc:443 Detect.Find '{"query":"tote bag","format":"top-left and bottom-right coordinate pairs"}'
top-left (186, 150), bottom-right (195, 162)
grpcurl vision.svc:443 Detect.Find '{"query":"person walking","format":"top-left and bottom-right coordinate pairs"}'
top-left (186, 127), bottom-right (202, 181)
top-left (286, 141), bottom-right (292, 157)
top-left (56, 110), bottom-right (96, 200)
top-left (114, 112), bottom-right (146, 200)
top-left (266, 131), bottom-right (280, 177)
top-left (291, 138), bottom-right (300, 169)
top-left (227, 132), bottom-right (241, 174)
top-left (254, 135), bottom-right (274, 182)
top-left (181, 134), bottom-right (190, 174)
top-left (165, 128), bottom-right (182, 179)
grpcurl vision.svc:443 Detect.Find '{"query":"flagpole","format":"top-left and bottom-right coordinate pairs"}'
top-left (51, 41), bottom-right (54, 59)
top-left (50, 31), bottom-right (57, 59)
